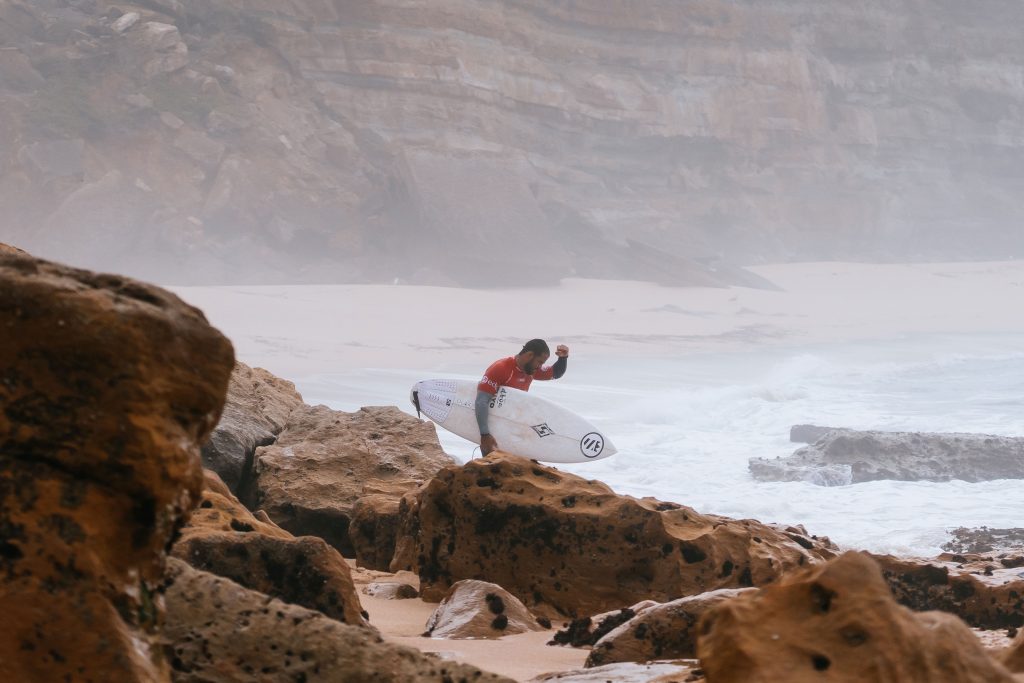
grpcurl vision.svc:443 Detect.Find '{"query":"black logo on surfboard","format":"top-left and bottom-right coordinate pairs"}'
top-left (531, 423), bottom-right (554, 438)
top-left (580, 432), bottom-right (605, 458)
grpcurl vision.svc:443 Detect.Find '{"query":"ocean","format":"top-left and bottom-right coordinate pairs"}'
top-left (296, 332), bottom-right (1024, 558)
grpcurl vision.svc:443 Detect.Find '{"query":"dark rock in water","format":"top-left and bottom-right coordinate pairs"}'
top-left (750, 429), bottom-right (1024, 485)
top-left (163, 559), bottom-right (514, 682)
top-left (790, 424), bottom-right (836, 443)
top-left (943, 527), bottom-right (1024, 555)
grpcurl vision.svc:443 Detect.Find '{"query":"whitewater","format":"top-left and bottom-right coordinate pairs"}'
top-left (173, 261), bottom-right (1024, 558)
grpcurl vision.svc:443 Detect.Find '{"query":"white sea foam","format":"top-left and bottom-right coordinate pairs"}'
top-left (172, 264), bottom-right (1024, 559)
top-left (298, 335), bottom-right (1024, 557)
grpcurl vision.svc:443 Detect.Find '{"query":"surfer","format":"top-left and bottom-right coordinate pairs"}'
top-left (476, 339), bottom-right (569, 455)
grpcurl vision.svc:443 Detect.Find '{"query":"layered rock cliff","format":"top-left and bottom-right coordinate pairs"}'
top-left (2, 0), bottom-right (1023, 285)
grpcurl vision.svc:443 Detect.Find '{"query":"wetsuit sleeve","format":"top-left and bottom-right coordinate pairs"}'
top-left (478, 357), bottom-right (513, 395)
top-left (534, 356), bottom-right (567, 381)
top-left (475, 391), bottom-right (491, 435)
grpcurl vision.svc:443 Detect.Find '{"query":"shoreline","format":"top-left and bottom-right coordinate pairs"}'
top-left (171, 260), bottom-right (1024, 380)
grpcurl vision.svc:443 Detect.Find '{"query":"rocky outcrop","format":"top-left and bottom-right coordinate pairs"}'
top-left (350, 493), bottom-right (404, 570)
top-left (944, 527), bottom-right (1024, 555)
top-left (697, 552), bottom-right (1020, 683)
top-left (200, 361), bottom-right (304, 495)
top-left (585, 589), bottom-right (753, 667)
top-left (871, 554), bottom-right (1024, 630)
top-left (163, 558), bottom-right (514, 682)
top-left (750, 429), bottom-right (1024, 485)
top-left (172, 470), bottom-right (368, 626)
top-left (254, 405), bottom-right (455, 556)
top-left (551, 602), bottom-right (658, 648)
top-left (364, 582), bottom-right (419, 599)
top-left (0, 252), bottom-right (234, 681)
top-left (790, 424), bottom-right (835, 444)
top-left (5, 1), bottom-right (1024, 285)
top-left (424, 579), bottom-right (548, 639)
top-left (1003, 630), bottom-right (1024, 673)
top-left (392, 452), bottom-right (834, 617)
top-left (529, 661), bottom-right (704, 683)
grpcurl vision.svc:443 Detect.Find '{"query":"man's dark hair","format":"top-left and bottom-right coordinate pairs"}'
top-left (520, 339), bottom-right (550, 356)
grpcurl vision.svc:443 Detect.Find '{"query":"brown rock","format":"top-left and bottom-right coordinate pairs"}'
top-left (254, 405), bottom-right (455, 556)
top-left (364, 582), bottom-right (419, 599)
top-left (696, 551), bottom-right (1019, 683)
top-left (586, 589), bottom-right (754, 667)
top-left (529, 660), bottom-right (704, 682)
top-left (201, 361), bottom-right (304, 495)
top-left (0, 253), bottom-right (234, 682)
top-left (1003, 629), bottom-right (1024, 672)
top-left (392, 452), bottom-right (833, 617)
top-left (164, 558), bottom-right (514, 682)
top-left (551, 601), bottom-right (660, 648)
top-left (871, 553), bottom-right (1024, 629)
top-left (0, 242), bottom-right (28, 255)
top-left (425, 579), bottom-right (548, 639)
top-left (172, 469), bottom-right (367, 626)
top-left (350, 492), bottom-right (403, 570)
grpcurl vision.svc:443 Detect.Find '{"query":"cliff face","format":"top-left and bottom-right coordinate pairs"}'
top-left (2, 0), bottom-right (1023, 285)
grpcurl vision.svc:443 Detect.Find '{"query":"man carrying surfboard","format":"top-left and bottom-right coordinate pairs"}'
top-left (476, 339), bottom-right (569, 456)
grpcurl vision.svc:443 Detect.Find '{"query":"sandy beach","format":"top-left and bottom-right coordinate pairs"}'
top-left (173, 261), bottom-right (1024, 681)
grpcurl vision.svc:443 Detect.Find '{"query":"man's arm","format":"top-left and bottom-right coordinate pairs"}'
top-left (535, 344), bottom-right (569, 381)
top-left (475, 390), bottom-right (491, 436)
top-left (475, 391), bottom-right (498, 455)
top-left (551, 355), bottom-right (567, 379)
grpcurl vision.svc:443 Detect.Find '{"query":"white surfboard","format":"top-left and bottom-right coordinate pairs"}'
top-left (410, 379), bottom-right (616, 464)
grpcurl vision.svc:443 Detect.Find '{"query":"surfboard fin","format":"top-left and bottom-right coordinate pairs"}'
top-left (411, 390), bottom-right (422, 419)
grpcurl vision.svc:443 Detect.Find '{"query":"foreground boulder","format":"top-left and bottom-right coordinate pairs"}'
top-left (586, 589), bottom-right (753, 667)
top-left (750, 429), bottom-right (1024, 485)
top-left (164, 558), bottom-right (513, 682)
top-left (393, 453), bottom-right (834, 617)
top-left (424, 579), bottom-right (548, 639)
top-left (201, 362), bottom-right (305, 495)
top-left (871, 553), bottom-right (1024, 629)
top-left (0, 252), bottom-right (234, 681)
top-left (1003, 630), bottom-right (1024, 672)
top-left (697, 552), bottom-right (1019, 682)
top-left (172, 471), bottom-right (367, 626)
top-left (254, 405), bottom-right (455, 556)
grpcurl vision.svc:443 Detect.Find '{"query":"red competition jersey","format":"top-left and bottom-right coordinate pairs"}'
top-left (477, 356), bottom-right (554, 394)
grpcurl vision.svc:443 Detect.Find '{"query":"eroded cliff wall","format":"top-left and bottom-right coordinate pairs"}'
top-left (2, 0), bottom-right (1022, 285)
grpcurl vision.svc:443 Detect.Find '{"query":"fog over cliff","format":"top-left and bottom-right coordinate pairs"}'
top-left (2, 0), bottom-right (1023, 286)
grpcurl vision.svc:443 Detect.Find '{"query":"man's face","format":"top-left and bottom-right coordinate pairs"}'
top-left (523, 351), bottom-right (550, 375)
